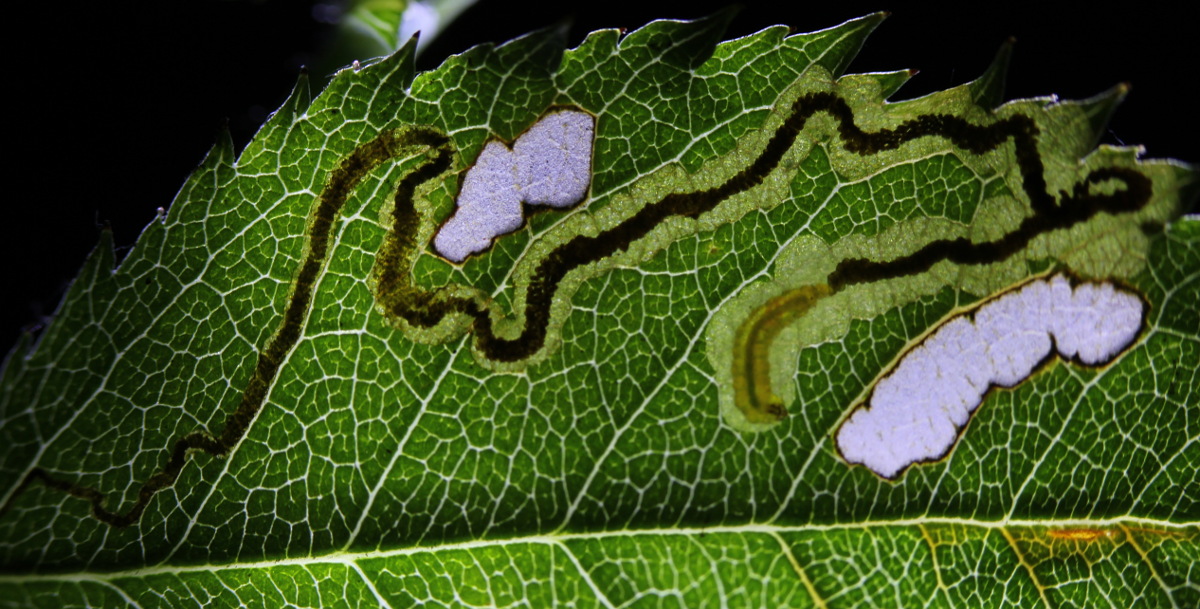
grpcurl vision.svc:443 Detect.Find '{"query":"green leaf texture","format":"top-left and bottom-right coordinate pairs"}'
top-left (1, 14), bottom-right (1197, 608)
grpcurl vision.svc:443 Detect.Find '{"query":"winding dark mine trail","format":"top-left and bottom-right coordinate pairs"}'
top-left (729, 96), bottom-right (1151, 421)
top-left (4, 89), bottom-right (1151, 527)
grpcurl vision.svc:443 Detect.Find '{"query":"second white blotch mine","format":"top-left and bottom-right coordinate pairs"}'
top-left (434, 110), bottom-right (594, 262)
top-left (836, 275), bottom-right (1144, 479)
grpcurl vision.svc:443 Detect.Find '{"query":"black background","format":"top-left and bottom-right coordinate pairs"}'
top-left (3, 1), bottom-right (1196, 355)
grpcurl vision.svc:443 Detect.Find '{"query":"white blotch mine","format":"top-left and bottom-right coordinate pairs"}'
top-left (434, 110), bottom-right (594, 262)
top-left (836, 275), bottom-right (1144, 479)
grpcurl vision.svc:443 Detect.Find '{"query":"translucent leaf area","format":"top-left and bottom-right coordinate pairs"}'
top-left (1, 13), bottom-right (1196, 609)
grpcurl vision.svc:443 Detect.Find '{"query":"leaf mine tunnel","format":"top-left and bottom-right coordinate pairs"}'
top-left (724, 92), bottom-right (1153, 431)
top-left (732, 284), bottom-right (832, 423)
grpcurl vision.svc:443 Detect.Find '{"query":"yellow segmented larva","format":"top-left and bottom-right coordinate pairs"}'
top-left (731, 283), bottom-right (832, 423)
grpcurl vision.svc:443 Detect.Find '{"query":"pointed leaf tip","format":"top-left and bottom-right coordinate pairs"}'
top-left (969, 38), bottom-right (1014, 109)
top-left (1077, 83), bottom-right (1130, 150)
top-left (870, 69), bottom-right (919, 100)
top-left (372, 32), bottom-right (420, 92)
top-left (279, 68), bottom-right (312, 120)
top-left (205, 120), bottom-right (235, 169)
top-left (493, 21), bottom-right (568, 78)
top-left (91, 226), bottom-right (116, 274)
top-left (1174, 162), bottom-right (1200, 213)
top-left (809, 12), bottom-right (888, 78)
top-left (0, 330), bottom-right (33, 375)
top-left (622, 9), bottom-right (736, 72)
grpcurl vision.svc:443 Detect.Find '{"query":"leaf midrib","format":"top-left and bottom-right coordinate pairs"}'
top-left (3, 517), bottom-right (1192, 581)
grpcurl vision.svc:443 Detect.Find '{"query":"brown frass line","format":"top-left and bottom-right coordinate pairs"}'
top-left (380, 93), bottom-right (1150, 361)
top-left (2, 129), bottom-right (452, 527)
top-left (4, 91), bottom-right (1151, 527)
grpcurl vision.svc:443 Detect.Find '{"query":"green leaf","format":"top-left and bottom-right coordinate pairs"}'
top-left (2, 13), bottom-right (1197, 608)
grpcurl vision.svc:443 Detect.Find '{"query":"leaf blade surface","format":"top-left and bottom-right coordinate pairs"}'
top-left (1, 14), bottom-right (1196, 608)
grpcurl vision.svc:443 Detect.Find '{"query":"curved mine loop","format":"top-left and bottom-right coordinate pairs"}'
top-left (728, 95), bottom-right (1151, 427)
top-left (733, 284), bottom-right (833, 423)
top-left (374, 94), bottom-right (823, 361)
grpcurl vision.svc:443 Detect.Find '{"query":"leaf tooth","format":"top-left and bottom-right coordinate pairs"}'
top-left (375, 32), bottom-right (420, 93)
top-left (0, 231), bottom-right (115, 369)
top-left (91, 223), bottom-right (117, 275)
top-left (20, 229), bottom-right (117, 361)
top-left (465, 24), bottom-right (567, 140)
top-left (805, 12), bottom-right (887, 79)
top-left (494, 21), bottom-right (568, 79)
top-left (239, 72), bottom-right (312, 165)
top-left (274, 67), bottom-right (312, 125)
top-left (242, 67), bottom-right (320, 156)
top-left (871, 69), bottom-right (919, 101)
top-left (1171, 162), bottom-right (1200, 214)
top-left (0, 328), bottom-right (32, 378)
top-left (620, 8), bottom-right (737, 72)
top-left (968, 37), bottom-right (1015, 110)
top-left (1075, 83), bottom-right (1130, 151)
top-left (148, 122), bottom-right (234, 244)
top-left (204, 121), bottom-right (236, 173)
